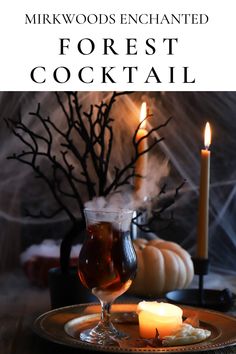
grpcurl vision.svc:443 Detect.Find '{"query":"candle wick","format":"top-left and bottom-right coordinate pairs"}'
top-left (205, 143), bottom-right (210, 151)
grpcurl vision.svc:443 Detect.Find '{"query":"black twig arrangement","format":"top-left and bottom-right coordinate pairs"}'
top-left (132, 180), bottom-right (186, 233)
top-left (6, 91), bottom-right (172, 272)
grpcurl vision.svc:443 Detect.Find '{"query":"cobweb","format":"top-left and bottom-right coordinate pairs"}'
top-left (0, 91), bottom-right (235, 274)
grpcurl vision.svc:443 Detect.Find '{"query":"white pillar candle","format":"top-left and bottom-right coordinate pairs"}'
top-left (137, 301), bottom-right (183, 339)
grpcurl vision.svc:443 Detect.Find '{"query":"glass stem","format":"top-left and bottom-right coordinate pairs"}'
top-left (100, 301), bottom-right (112, 327)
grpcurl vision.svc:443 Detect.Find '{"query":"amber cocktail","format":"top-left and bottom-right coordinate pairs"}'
top-left (78, 209), bottom-right (137, 345)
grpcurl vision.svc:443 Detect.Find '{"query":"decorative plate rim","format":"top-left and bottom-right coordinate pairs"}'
top-left (33, 302), bottom-right (236, 353)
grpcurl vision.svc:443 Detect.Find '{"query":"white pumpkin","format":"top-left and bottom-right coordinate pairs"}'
top-left (129, 238), bottom-right (194, 297)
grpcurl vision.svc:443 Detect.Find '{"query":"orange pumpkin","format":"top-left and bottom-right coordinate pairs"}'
top-left (129, 238), bottom-right (194, 297)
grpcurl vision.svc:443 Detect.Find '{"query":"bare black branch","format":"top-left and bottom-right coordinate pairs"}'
top-left (132, 180), bottom-right (186, 233)
top-left (6, 91), bottom-right (172, 272)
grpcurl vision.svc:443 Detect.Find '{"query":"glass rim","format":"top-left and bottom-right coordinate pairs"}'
top-left (84, 207), bottom-right (134, 215)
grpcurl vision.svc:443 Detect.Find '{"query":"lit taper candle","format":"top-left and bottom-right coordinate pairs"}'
top-left (134, 102), bottom-right (148, 197)
top-left (197, 122), bottom-right (211, 259)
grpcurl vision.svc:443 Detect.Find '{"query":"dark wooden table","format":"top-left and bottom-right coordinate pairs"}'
top-left (1, 271), bottom-right (236, 354)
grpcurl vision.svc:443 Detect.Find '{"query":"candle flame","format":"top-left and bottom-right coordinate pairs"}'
top-left (204, 122), bottom-right (211, 149)
top-left (140, 102), bottom-right (147, 129)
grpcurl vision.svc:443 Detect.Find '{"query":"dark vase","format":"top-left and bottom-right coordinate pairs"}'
top-left (48, 266), bottom-right (96, 309)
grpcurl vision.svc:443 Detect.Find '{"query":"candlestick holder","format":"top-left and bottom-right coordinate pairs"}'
top-left (165, 258), bottom-right (235, 311)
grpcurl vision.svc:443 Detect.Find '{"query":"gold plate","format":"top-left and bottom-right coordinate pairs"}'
top-left (33, 303), bottom-right (236, 352)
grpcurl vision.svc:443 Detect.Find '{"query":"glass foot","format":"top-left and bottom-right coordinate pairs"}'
top-left (80, 321), bottom-right (128, 346)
